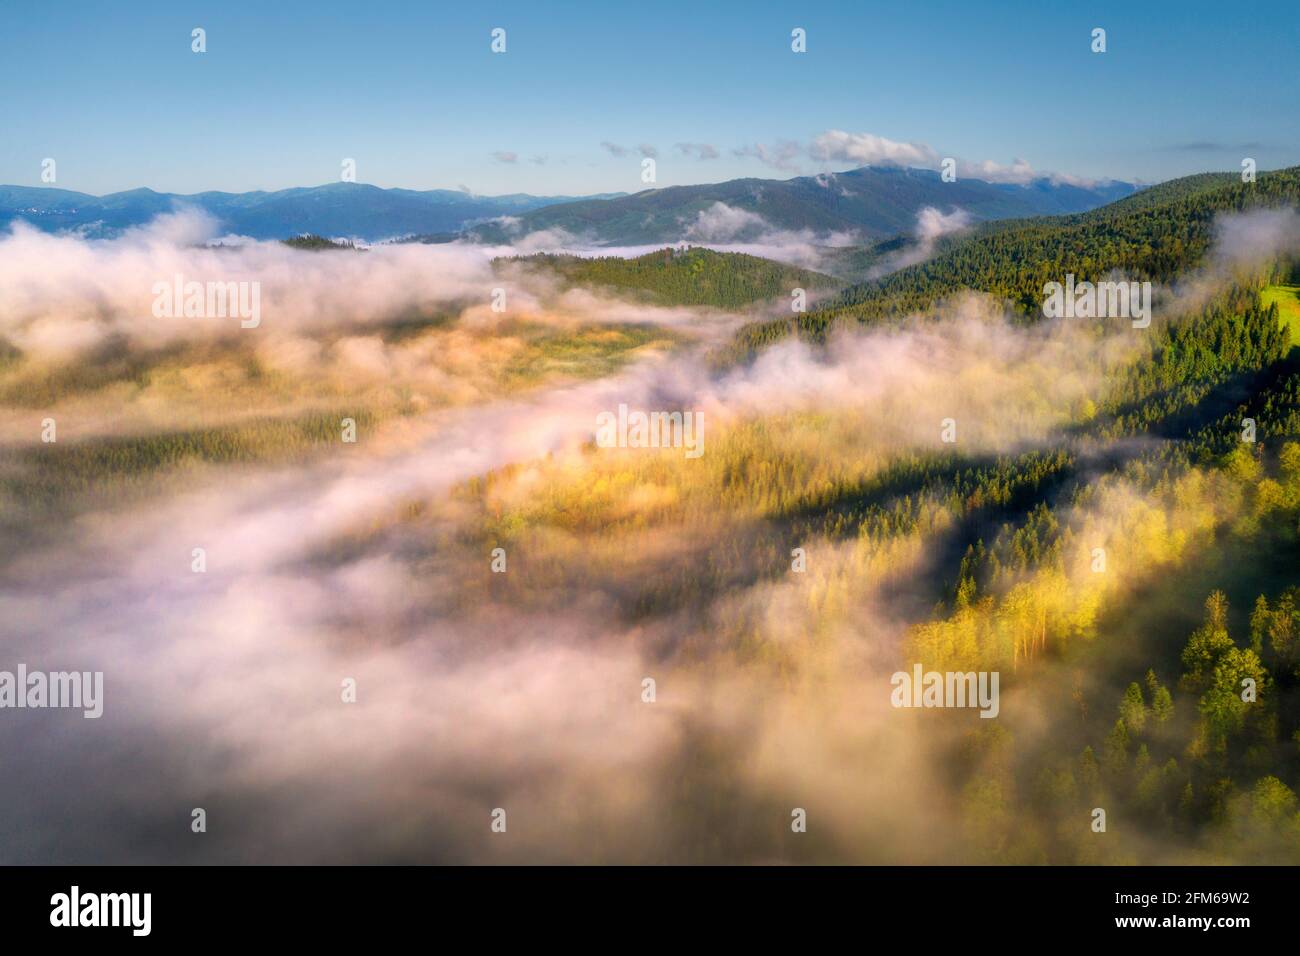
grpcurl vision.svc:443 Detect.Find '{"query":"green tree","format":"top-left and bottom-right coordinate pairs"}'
top-left (1104, 719), bottom-right (1130, 774)
top-left (1250, 595), bottom-right (1270, 655)
top-left (1146, 669), bottom-right (1175, 724)
top-left (1181, 591), bottom-right (1235, 690)
top-left (1199, 648), bottom-right (1270, 748)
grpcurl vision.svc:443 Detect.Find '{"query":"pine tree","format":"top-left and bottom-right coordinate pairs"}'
top-left (1120, 681), bottom-right (1148, 735)
top-left (1078, 746), bottom-right (1100, 793)
top-left (1181, 591), bottom-right (1235, 690)
top-left (1250, 595), bottom-right (1269, 656)
top-left (1147, 669), bottom-right (1175, 724)
top-left (1152, 684), bottom-right (1174, 724)
top-left (1104, 719), bottom-right (1130, 774)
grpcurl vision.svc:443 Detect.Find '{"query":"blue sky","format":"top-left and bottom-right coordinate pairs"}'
top-left (2, 0), bottom-right (1297, 196)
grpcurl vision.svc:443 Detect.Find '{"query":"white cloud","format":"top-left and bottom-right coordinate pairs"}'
top-left (684, 202), bottom-right (769, 242)
top-left (955, 157), bottom-right (1036, 184)
top-left (867, 206), bottom-right (973, 278)
top-left (807, 130), bottom-right (1109, 187)
top-left (914, 206), bottom-right (973, 244)
top-left (733, 141), bottom-right (804, 172)
top-left (810, 130), bottom-right (939, 168)
top-left (508, 225), bottom-right (583, 253)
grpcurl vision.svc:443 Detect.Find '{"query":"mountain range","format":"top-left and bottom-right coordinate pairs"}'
top-left (464, 166), bottom-right (1137, 246)
top-left (0, 183), bottom-right (625, 241)
top-left (0, 167), bottom-right (1137, 245)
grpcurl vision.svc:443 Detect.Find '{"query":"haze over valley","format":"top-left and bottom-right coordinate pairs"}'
top-left (3, 0), bottom-right (1299, 871)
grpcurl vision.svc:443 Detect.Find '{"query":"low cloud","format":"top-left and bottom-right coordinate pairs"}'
top-left (0, 211), bottom-right (502, 361)
top-left (801, 130), bottom-right (1111, 187)
top-left (678, 202), bottom-right (858, 270)
top-left (868, 206), bottom-right (972, 278)
top-left (960, 158), bottom-right (1106, 188)
top-left (1164, 207), bottom-right (1300, 314)
top-left (1210, 207), bottom-right (1300, 268)
top-left (502, 201), bottom-right (858, 272)
top-left (684, 202), bottom-right (770, 242)
top-left (956, 157), bottom-right (1037, 185)
top-left (915, 206), bottom-right (973, 244)
top-left (0, 237), bottom-right (1150, 862)
top-left (868, 206), bottom-right (974, 279)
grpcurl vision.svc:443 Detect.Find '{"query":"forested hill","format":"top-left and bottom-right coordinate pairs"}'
top-left (678, 168), bottom-right (1300, 860)
top-left (498, 247), bottom-right (841, 308)
top-left (1096, 171), bottom-right (1240, 214)
top-left (729, 166), bottom-right (1300, 356)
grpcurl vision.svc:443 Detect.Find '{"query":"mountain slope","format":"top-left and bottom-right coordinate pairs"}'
top-left (467, 166), bottom-right (1137, 246)
top-left (727, 166), bottom-right (1300, 357)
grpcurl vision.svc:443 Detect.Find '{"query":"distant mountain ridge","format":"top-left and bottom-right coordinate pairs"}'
top-left (0, 166), bottom-right (1136, 245)
top-left (0, 182), bottom-right (627, 241)
top-left (466, 166), bottom-right (1138, 246)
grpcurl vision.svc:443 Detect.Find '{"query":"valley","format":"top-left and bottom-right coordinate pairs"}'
top-left (3, 163), bottom-right (1300, 865)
